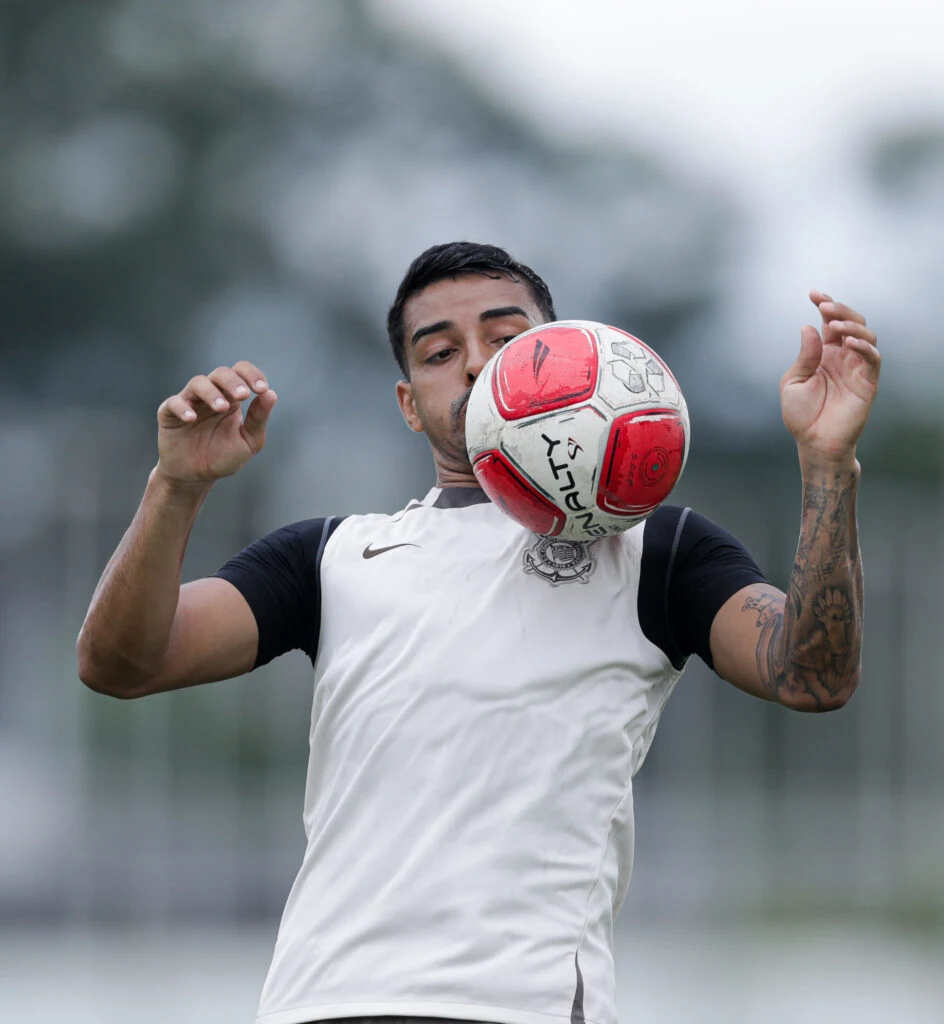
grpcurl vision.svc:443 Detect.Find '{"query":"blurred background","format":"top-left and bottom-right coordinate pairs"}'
top-left (1, 1), bottom-right (942, 1021)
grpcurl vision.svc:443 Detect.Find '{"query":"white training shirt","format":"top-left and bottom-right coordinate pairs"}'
top-left (217, 486), bottom-right (765, 1024)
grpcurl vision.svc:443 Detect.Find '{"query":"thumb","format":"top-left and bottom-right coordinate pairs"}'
top-left (783, 325), bottom-right (822, 384)
top-left (242, 389), bottom-right (277, 452)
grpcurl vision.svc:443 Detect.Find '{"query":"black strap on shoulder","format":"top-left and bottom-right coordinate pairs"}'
top-left (662, 506), bottom-right (691, 669)
top-left (304, 516), bottom-right (344, 663)
top-left (316, 515), bottom-right (337, 566)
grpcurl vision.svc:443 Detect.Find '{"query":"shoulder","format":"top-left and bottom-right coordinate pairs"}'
top-left (641, 504), bottom-right (742, 558)
top-left (639, 503), bottom-right (766, 587)
top-left (214, 516), bottom-right (349, 668)
top-left (268, 517), bottom-right (338, 550)
top-left (216, 516), bottom-right (354, 596)
top-left (635, 506), bottom-right (689, 667)
top-left (237, 517), bottom-right (347, 571)
top-left (637, 504), bottom-right (767, 670)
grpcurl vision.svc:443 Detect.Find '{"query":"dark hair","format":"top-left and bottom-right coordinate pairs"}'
top-left (386, 241), bottom-right (556, 377)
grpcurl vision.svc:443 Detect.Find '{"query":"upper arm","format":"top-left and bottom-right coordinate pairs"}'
top-left (649, 508), bottom-right (770, 681)
top-left (644, 510), bottom-right (809, 708)
top-left (142, 577), bottom-right (260, 695)
top-left (141, 516), bottom-right (340, 696)
top-left (709, 582), bottom-right (786, 703)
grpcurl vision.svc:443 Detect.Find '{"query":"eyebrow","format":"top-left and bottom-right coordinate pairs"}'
top-left (480, 305), bottom-right (530, 322)
top-left (410, 306), bottom-right (531, 346)
top-left (410, 320), bottom-right (452, 346)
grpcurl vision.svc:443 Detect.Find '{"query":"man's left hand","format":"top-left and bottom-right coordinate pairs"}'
top-left (780, 291), bottom-right (880, 465)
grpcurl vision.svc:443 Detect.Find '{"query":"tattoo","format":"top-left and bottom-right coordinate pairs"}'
top-left (742, 469), bottom-right (863, 711)
top-left (742, 591), bottom-right (785, 700)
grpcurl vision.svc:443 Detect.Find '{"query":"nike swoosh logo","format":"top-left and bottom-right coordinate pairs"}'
top-left (362, 542), bottom-right (420, 559)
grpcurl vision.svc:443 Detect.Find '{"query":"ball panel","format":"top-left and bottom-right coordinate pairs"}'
top-left (497, 404), bottom-right (609, 539)
top-left (463, 355), bottom-right (505, 463)
top-left (472, 450), bottom-right (565, 536)
top-left (492, 326), bottom-right (599, 421)
top-left (606, 326), bottom-right (683, 388)
top-left (595, 326), bottom-right (685, 416)
top-left (597, 409), bottom-right (687, 516)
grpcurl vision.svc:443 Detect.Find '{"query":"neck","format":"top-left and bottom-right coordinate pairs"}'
top-left (432, 453), bottom-right (480, 489)
top-left (431, 440), bottom-right (482, 489)
top-left (436, 468), bottom-right (481, 489)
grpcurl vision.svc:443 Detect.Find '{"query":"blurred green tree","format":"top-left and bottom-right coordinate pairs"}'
top-left (0, 0), bottom-right (729, 418)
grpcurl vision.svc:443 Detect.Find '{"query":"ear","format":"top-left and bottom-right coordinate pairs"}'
top-left (396, 380), bottom-right (424, 434)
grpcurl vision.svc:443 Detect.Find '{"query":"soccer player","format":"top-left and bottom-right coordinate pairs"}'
top-left (77, 243), bottom-right (879, 1024)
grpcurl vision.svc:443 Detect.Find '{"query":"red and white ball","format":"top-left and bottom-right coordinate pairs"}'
top-left (466, 320), bottom-right (690, 539)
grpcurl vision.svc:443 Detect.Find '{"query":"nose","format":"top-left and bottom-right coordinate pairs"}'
top-left (463, 340), bottom-right (492, 385)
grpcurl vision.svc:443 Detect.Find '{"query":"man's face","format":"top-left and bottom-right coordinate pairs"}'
top-left (396, 273), bottom-right (543, 475)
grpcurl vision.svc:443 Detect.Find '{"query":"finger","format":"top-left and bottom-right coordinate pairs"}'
top-left (208, 366), bottom-right (253, 402)
top-left (845, 336), bottom-right (882, 369)
top-left (819, 300), bottom-right (867, 327)
top-left (158, 394), bottom-right (198, 424)
top-left (231, 361), bottom-right (268, 392)
top-left (183, 374), bottom-right (230, 413)
top-left (809, 289), bottom-right (833, 306)
top-left (783, 325), bottom-right (823, 384)
top-left (241, 389), bottom-right (278, 451)
top-left (829, 320), bottom-right (878, 346)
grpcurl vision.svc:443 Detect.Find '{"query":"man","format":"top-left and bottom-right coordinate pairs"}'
top-left (77, 242), bottom-right (879, 1024)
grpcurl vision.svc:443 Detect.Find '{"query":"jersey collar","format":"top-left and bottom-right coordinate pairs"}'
top-left (425, 486), bottom-right (492, 509)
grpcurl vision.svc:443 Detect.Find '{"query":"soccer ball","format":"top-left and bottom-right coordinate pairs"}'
top-left (465, 320), bottom-right (690, 539)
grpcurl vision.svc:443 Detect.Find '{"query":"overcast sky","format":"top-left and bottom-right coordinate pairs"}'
top-left (374, 0), bottom-right (944, 396)
top-left (376, 0), bottom-right (944, 192)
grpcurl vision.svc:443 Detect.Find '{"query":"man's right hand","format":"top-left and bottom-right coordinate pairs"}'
top-left (157, 361), bottom-right (277, 484)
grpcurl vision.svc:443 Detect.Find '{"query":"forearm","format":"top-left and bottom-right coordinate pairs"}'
top-left (77, 467), bottom-right (213, 693)
top-left (752, 454), bottom-right (864, 711)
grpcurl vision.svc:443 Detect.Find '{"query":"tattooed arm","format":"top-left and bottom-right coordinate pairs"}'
top-left (710, 456), bottom-right (863, 711)
top-left (707, 290), bottom-right (878, 712)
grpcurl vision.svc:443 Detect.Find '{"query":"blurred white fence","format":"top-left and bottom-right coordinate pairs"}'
top-left (1, 922), bottom-right (943, 1024)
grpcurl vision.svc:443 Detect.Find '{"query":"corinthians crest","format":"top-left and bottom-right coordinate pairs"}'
top-left (523, 536), bottom-right (596, 586)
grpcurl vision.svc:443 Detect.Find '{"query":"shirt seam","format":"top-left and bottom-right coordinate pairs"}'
top-left (570, 772), bottom-right (635, 996)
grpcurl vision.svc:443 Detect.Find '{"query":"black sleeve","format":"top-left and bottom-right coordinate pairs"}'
top-left (214, 517), bottom-right (344, 669)
top-left (639, 505), bottom-right (768, 671)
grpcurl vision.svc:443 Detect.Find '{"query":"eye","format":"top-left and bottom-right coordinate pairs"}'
top-left (426, 348), bottom-right (455, 365)
top-left (495, 335), bottom-right (517, 346)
